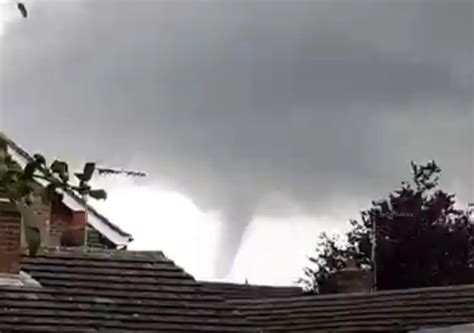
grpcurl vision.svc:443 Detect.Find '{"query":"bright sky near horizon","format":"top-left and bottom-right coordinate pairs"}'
top-left (0, 1), bottom-right (13, 39)
top-left (92, 178), bottom-right (356, 285)
top-left (1, 0), bottom-right (472, 285)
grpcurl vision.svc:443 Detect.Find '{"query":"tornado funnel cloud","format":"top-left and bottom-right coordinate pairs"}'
top-left (214, 199), bottom-right (255, 279)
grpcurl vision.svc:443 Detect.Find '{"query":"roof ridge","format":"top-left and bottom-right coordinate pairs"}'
top-left (231, 283), bottom-right (474, 304)
top-left (25, 247), bottom-right (165, 258)
top-left (203, 281), bottom-right (301, 288)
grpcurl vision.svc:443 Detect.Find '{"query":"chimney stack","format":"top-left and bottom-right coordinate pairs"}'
top-left (1, 189), bottom-right (88, 259)
top-left (0, 198), bottom-right (22, 275)
top-left (50, 195), bottom-right (87, 247)
top-left (327, 258), bottom-right (373, 294)
top-left (61, 210), bottom-right (86, 247)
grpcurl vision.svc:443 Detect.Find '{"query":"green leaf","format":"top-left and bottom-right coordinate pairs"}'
top-left (76, 181), bottom-right (90, 196)
top-left (16, 179), bottom-right (35, 199)
top-left (88, 189), bottom-right (107, 200)
top-left (23, 161), bottom-right (37, 180)
top-left (82, 162), bottom-right (96, 182)
top-left (50, 160), bottom-right (69, 182)
top-left (75, 172), bottom-right (84, 182)
top-left (33, 154), bottom-right (46, 165)
top-left (0, 135), bottom-right (7, 151)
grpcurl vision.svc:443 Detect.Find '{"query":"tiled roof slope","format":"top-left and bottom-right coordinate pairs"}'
top-left (202, 281), bottom-right (303, 300)
top-left (3, 248), bottom-right (474, 332)
top-left (230, 284), bottom-right (474, 332)
top-left (0, 249), bottom-right (257, 332)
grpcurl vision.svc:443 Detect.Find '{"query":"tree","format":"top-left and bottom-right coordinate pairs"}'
top-left (300, 161), bottom-right (474, 293)
top-left (299, 233), bottom-right (348, 293)
top-left (0, 134), bottom-right (107, 255)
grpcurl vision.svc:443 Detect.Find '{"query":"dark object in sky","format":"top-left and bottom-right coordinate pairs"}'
top-left (17, 2), bottom-right (28, 18)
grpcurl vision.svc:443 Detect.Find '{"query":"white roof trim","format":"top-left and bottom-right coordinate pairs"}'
top-left (6, 145), bottom-right (132, 246)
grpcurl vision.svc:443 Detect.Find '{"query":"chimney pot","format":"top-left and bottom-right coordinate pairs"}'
top-left (324, 259), bottom-right (373, 294)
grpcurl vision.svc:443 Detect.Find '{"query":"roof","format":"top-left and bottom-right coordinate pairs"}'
top-left (231, 284), bottom-right (474, 332)
top-left (0, 132), bottom-right (133, 246)
top-left (0, 248), bottom-right (257, 332)
top-left (414, 323), bottom-right (474, 332)
top-left (202, 281), bottom-right (303, 300)
top-left (1, 248), bottom-right (474, 332)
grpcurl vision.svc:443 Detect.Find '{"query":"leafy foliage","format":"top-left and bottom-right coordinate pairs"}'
top-left (299, 233), bottom-right (347, 292)
top-left (0, 135), bottom-right (108, 255)
top-left (301, 161), bottom-right (474, 293)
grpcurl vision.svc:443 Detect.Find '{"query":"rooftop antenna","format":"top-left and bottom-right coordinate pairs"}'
top-left (76, 164), bottom-right (147, 247)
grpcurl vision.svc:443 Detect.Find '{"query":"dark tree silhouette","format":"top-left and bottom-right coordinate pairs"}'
top-left (300, 161), bottom-right (474, 293)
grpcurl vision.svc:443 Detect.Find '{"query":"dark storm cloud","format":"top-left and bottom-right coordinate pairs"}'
top-left (1, 0), bottom-right (473, 276)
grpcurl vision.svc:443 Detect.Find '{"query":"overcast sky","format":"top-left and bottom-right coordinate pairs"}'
top-left (1, 0), bottom-right (473, 284)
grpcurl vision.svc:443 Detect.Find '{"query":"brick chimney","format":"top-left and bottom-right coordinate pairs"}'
top-left (49, 195), bottom-right (70, 247)
top-left (328, 259), bottom-right (373, 294)
top-left (0, 198), bottom-right (22, 275)
top-left (49, 195), bottom-right (87, 247)
top-left (18, 193), bottom-right (88, 249)
top-left (60, 210), bottom-right (86, 247)
top-left (18, 195), bottom-right (51, 252)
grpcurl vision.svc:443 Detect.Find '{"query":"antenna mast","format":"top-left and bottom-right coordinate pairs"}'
top-left (82, 166), bottom-right (146, 247)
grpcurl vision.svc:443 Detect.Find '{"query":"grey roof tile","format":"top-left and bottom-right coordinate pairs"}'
top-left (201, 281), bottom-right (304, 300)
top-left (231, 284), bottom-right (474, 332)
top-left (1, 247), bottom-right (473, 332)
top-left (0, 248), bottom-right (258, 332)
